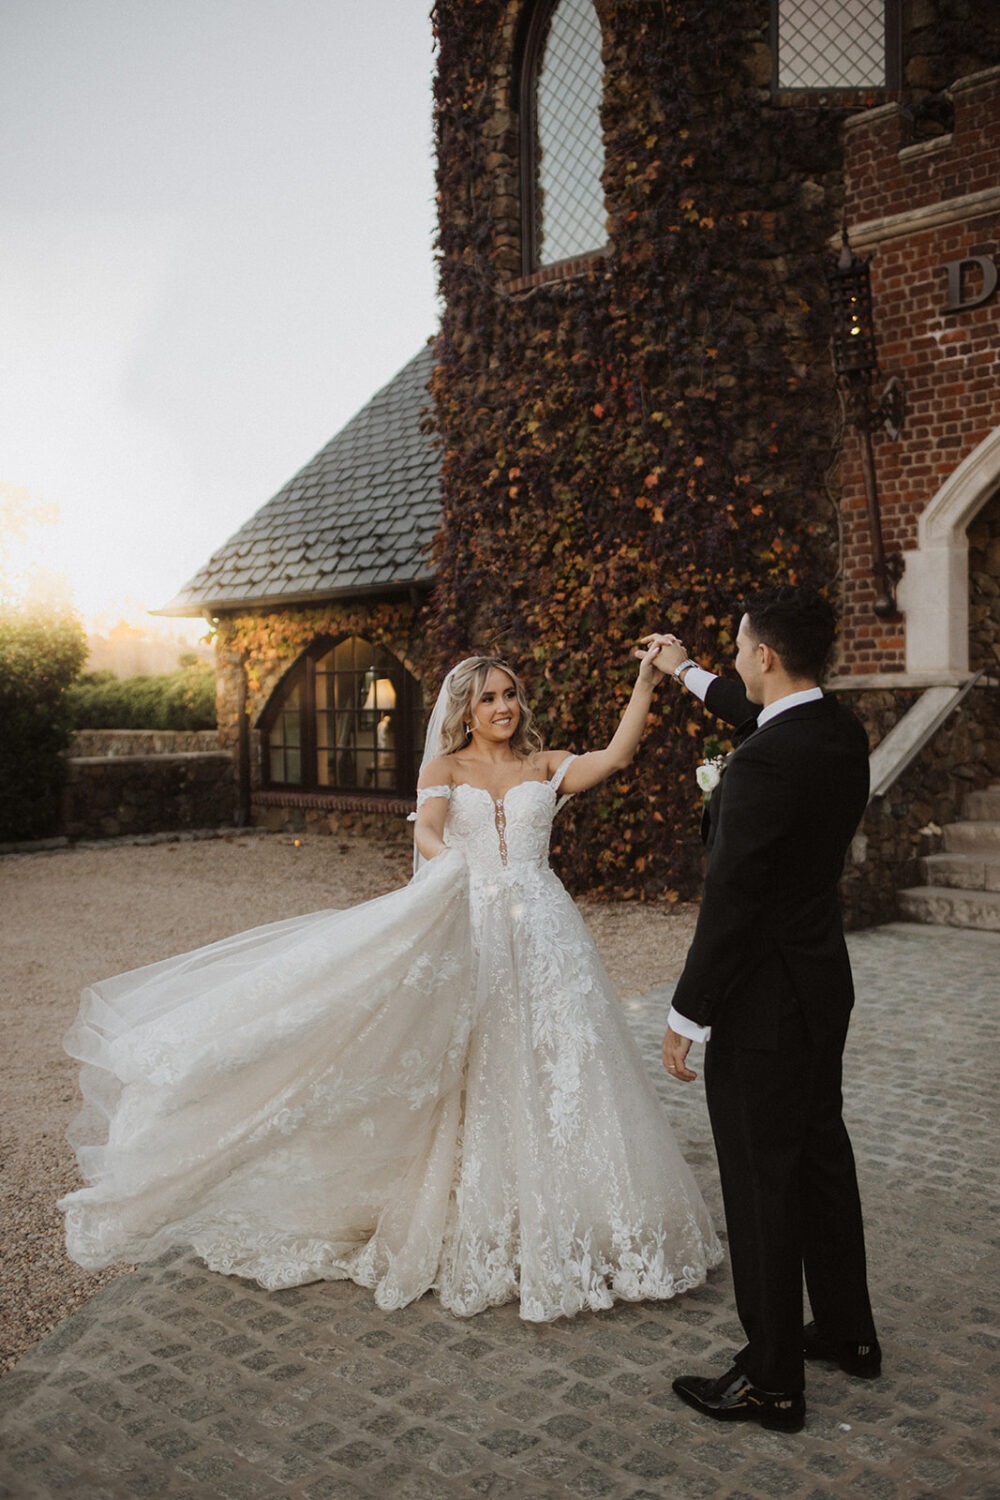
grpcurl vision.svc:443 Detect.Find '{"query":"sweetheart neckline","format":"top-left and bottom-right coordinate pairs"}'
top-left (452, 780), bottom-right (556, 805)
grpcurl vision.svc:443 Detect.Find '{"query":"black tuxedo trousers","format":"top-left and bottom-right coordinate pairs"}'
top-left (673, 682), bottom-right (878, 1392)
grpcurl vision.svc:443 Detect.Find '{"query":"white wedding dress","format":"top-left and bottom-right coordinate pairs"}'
top-left (61, 757), bottom-right (722, 1321)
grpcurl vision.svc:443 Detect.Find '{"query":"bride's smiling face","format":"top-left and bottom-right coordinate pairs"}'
top-left (469, 668), bottom-right (521, 745)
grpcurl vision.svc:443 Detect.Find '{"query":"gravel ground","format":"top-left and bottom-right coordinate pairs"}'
top-left (0, 831), bottom-right (698, 1377)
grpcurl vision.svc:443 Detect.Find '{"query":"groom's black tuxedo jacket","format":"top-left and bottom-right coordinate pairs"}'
top-left (671, 678), bottom-right (870, 1051)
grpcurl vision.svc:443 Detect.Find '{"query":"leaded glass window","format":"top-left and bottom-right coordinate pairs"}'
top-left (261, 636), bottom-right (423, 795)
top-left (775, 0), bottom-right (888, 89)
top-left (267, 680), bottom-right (303, 785)
top-left (523, 0), bottom-right (606, 271)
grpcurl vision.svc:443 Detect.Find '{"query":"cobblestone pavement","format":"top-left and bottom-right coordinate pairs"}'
top-left (1, 923), bottom-right (998, 1500)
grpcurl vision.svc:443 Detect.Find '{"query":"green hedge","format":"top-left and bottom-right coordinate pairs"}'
top-left (0, 607), bottom-right (88, 841)
top-left (65, 661), bottom-right (217, 731)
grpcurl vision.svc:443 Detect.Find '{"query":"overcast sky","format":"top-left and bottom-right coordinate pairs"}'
top-left (1, 0), bottom-right (439, 634)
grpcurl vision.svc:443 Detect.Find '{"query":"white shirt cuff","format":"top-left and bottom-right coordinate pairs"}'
top-left (667, 1005), bottom-right (711, 1044)
top-left (681, 667), bottom-right (716, 702)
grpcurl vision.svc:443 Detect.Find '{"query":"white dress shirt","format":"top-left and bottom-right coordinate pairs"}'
top-left (667, 676), bottom-right (824, 1045)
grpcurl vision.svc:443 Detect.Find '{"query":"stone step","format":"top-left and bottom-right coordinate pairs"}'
top-left (941, 820), bottom-right (1000, 854)
top-left (963, 787), bottom-right (1000, 821)
top-left (897, 886), bottom-right (1000, 932)
top-left (920, 853), bottom-right (1000, 892)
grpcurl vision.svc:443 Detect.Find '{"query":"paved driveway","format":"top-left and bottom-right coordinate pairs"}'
top-left (1, 921), bottom-right (997, 1499)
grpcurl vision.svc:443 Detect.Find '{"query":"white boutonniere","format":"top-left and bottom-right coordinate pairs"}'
top-left (696, 756), bottom-right (726, 799)
top-left (695, 737), bottom-right (732, 802)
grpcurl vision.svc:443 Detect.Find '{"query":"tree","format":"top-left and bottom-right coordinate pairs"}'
top-left (0, 607), bottom-right (87, 842)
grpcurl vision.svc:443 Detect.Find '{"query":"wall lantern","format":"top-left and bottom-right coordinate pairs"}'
top-left (824, 228), bottom-right (905, 618)
top-left (362, 675), bottom-right (397, 713)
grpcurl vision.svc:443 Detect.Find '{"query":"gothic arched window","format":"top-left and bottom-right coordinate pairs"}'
top-left (260, 635), bottom-right (423, 796)
top-left (520, 0), bottom-right (607, 273)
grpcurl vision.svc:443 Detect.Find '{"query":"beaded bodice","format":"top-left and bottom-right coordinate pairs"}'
top-left (416, 757), bottom-right (575, 880)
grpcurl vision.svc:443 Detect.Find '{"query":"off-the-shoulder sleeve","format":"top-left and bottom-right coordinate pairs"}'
top-left (407, 785), bottom-right (452, 823)
top-left (416, 785), bottom-right (452, 807)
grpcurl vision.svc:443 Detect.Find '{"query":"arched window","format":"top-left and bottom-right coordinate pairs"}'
top-left (520, 0), bottom-right (607, 273)
top-left (260, 636), bottom-right (424, 797)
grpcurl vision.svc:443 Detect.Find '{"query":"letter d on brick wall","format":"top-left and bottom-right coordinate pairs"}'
top-left (943, 255), bottom-right (999, 312)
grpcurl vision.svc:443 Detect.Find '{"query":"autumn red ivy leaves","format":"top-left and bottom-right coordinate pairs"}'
top-left (218, 3), bottom-right (847, 899)
top-left (426, 0), bottom-right (846, 898)
top-left (215, 602), bottom-right (431, 731)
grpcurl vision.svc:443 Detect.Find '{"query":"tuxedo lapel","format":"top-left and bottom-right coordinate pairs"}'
top-left (730, 694), bottom-right (832, 752)
top-left (732, 715), bottom-right (760, 746)
top-left (699, 697), bottom-right (833, 847)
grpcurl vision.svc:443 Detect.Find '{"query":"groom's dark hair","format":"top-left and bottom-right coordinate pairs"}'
top-left (741, 585), bottom-right (836, 681)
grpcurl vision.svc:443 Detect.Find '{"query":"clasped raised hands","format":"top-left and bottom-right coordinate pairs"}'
top-left (634, 632), bottom-right (689, 679)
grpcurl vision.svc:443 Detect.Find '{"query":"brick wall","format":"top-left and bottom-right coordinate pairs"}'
top-left (836, 66), bottom-right (1000, 673)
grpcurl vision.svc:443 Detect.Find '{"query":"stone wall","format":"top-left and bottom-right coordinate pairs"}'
top-left (903, 2), bottom-right (1000, 99)
top-left (210, 602), bottom-right (433, 838)
top-left (969, 490), bottom-right (1000, 672)
top-left (251, 790), bottom-right (415, 850)
top-left (839, 687), bottom-right (1000, 926)
top-left (69, 729), bottom-right (222, 758)
top-left (212, 604), bottom-right (431, 761)
top-left (62, 752), bottom-right (235, 841)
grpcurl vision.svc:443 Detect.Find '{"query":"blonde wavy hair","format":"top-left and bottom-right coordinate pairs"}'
top-left (436, 656), bottom-right (544, 758)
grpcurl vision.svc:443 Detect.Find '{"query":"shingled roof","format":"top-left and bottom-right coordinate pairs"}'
top-left (160, 343), bottom-right (441, 617)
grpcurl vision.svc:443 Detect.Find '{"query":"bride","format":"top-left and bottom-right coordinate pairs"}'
top-left (60, 648), bottom-right (722, 1322)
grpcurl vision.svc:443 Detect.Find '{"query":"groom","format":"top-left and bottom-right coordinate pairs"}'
top-left (644, 586), bottom-right (879, 1433)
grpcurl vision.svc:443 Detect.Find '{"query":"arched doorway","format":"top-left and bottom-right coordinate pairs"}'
top-left (898, 426), bottom-right (1000, 675)
top-left (969, 489), bottom-right (1000, 674)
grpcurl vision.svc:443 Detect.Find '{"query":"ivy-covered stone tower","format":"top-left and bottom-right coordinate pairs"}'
top-left (428, 0), bottom-right (1000, 898)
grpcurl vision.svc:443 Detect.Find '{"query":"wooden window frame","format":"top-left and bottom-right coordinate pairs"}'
top-left (258, 635), bottom-right (422, 798)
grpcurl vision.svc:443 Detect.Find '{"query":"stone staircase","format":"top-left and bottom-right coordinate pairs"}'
top-left (898, 783), bottom-right (1000, 931)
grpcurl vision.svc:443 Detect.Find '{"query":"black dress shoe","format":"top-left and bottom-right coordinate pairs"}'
top-left (672, 1367), bottom-right (805, 1432)
top-left (803, 1321), bottom-right (882, 1379)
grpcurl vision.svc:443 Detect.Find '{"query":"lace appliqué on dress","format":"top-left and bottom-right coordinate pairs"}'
top-left (59, 750), bottom-right (722, 1321)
